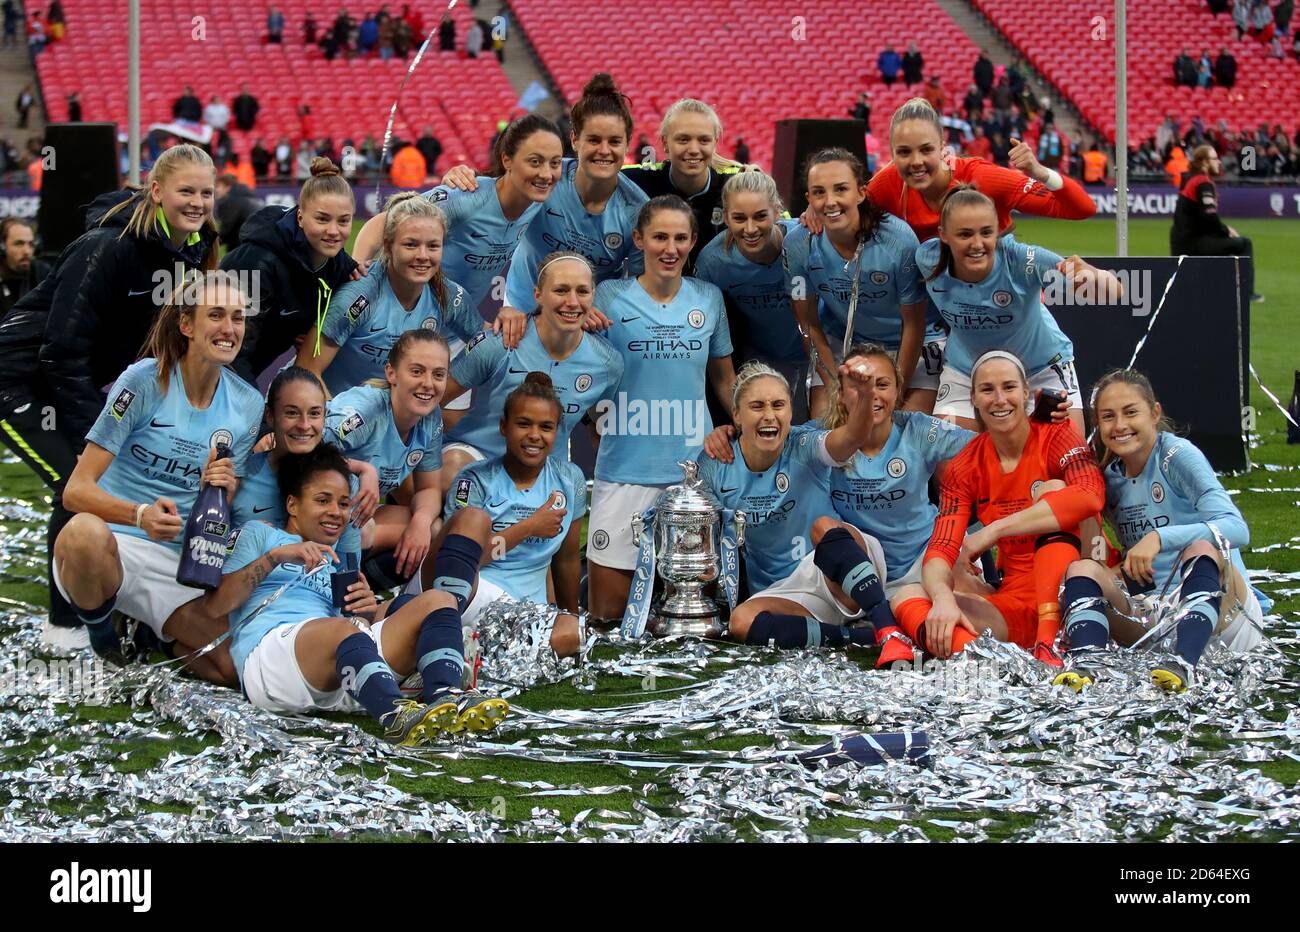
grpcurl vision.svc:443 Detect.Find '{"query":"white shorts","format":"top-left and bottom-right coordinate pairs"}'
top-left (241, 616), bottom-right (390, 714)
top-left (884, 549), bottom-right (926, 598)
top-left (52, 531), bottom-right (202, 641)
top-left (586, 479), bottom-right (668, 570)
top-left (934, 358), bottom-right (1083, 420)
top-left (1215, 587), bottom-right (1265, 653)
top-left (441, 441), bottom-right (487, 464)
top-left (749, 531), bottom-right (888, 625)
top-left (460, 576), bottom-right (506, 630)
top-left (809, 331), bottom-right (945, 392)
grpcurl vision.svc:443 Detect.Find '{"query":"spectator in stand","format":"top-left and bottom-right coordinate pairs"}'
top-left (0, 219), bottom-right (50, 321)
top-left (1036, 120), bottom-right (1063, 169)
top-left (415, 126), bottom-right (442, 174)
top-left (332, 8), bottom-right (353, 56)
top-left (357, 12), bottom-right (378, 55)
top-left (360, 135), bottom-right (381, 174)
top-left (1165, 144), bottom-right (1189, 187)
top-left (922, 75), bottom-right (946, 113)
top-left (877, 44), bottom-right (901, 86)
top-left (466, 18), bottom-right (484, 58)
top-left (389, 139), bottom-right (426, 188)
top-left (2, 0), bottom-right (17, 48)
top-left (1171, 145), bottom-right (1262, 301)
top-left (299, 104), bottom-right (316, 144)
top-left (1215, 48), bottom-right (1237, 88)
top-left (438, 11), bottom-right (455, 51)
top-left (1268, 32), bottom-right (1286, 57)
top-left (233, 84), bottom-right (260, 131)
top-left (734, 137), bottom-right (751, 164)
top-left (1208, 0), bottom-right (1230, 12)
top-left (963, 83), bottom-right (984, 123)
top-left (251, 139), bottom-right (273, 179)
top-left (172, 85), bottom-right (202, 123)
top-left (204, 95), bottom-right (230, 134)
top-left (378, 12), bottom-right (395, 60)
top-left (1197, 51), bottom-right (1214, 87)
top-left (991, 74), bottom-right (1013, 115)
top-left (294, 140), bottom-right (314, 182)
top-left (1082, 139), bottom-right (1109, 183)
top-left (316, 137), bottom-right (337, 163)
top-left (46, 0), bottom-right (63, 41)
top-left (27, 9), bottom-right (44, 53)
top-left (394, 15), bottom-right (413, 56)
top-left (989, 129), bottom-right (1011, 167)
top-left (66, 92), bottom-right (81, 122)
top-left (215, 172), bottom-right (262, 249)
top-left (902, 42), bottom-right (924, 87)
top-left (274, 137), bottom-right (292, 176)
top-left (302, 12), bottom-right (317, 45)
top-left (1156, 116), bottom-right (1178, 156)
top-left (267, 6), bottom-right (285, 44)
top-left (403, 4), bottom-right (425, 42)
top-left (1249, 0), bottom-right (1275, 41)
top-left (1174, 48), bottom-right (1197, 86)
top-left (1233, 0), bottom-right (1252, 39)
top-left (1278, 0), bottom-right (1294, 33)
top-left (974, 50), bottom-right (994, 98)
top-left (848, 92), bottom-right (871, 132)
top-left (968, 124), bottom-right (993, 161)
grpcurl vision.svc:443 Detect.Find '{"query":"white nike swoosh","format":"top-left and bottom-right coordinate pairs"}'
top-left (127, 289), bottom-right (152, 296)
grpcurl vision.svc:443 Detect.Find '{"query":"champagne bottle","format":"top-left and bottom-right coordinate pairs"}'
top-left (176, 442), bottom-right (233, 590)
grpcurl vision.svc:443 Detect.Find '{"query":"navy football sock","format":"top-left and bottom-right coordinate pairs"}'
top-left (745, 611), bottom-right (876, 649)
top-left (1061, 576), bottom-right (1109, 651)
top-left (335, 632), bottom-right (402, 722)
top-left (430, 534), bottom-right (482, 613)
top-left (813, 529), bottom-right (887, 618)
top-left (1175, 556), bottom-right (1221, 666)
top-left (416, 606), bottom-right (466, 696)
top-left (74, 591), bottom-right (119, 654)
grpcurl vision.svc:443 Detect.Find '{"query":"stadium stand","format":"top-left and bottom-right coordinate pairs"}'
top-left (33, 0), bottom-right (520, 170)
top-left (972, 0), bottom-right (1300, 142)
top-left (509, 0), bottom-right (988, 169)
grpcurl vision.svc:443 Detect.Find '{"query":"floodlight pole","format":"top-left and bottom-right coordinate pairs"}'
top-left (1115, 0), bottom-right (1128, 256)
top-left (128, 0), bottom-right (140, 185)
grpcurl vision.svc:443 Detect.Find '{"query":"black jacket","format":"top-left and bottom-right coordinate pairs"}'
top-left (0, 257), bottom-right (51, 320)
top-left (902, 51), bottom-right (924, 84)
top-left (220, 205), bottom-right (358, 384)
top-left (0, 190), bottom-right (218, 445)
top-left (233, 93), bottom-right (260, 131)
top-left (214, 183), bottom-right (262, 250)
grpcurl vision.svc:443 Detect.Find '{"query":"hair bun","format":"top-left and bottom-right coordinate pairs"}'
top-left (582, 72), bottom-right (620, 99)
top-left (309, 156), bottom-right (341, 177)
top-left (523, 371), bottom-right (555, 390)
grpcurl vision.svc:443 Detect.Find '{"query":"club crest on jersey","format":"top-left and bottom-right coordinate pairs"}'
top-left (346, 295), bottom-right (369, 323)
top-left (420, 317), bottom-right (439, 331)
top-left (1151, 481), bottom-right (1165, 504)
top-left (575, 373), bottom-right (593, 393)
top-left (687, 309), bottom-right (706, 329)
top-left (338, 412), bottom-right (364, 438)
top-left (604, 232), bottom-right (623, 250)
top-left (454, 477), bottom-right (472, 506)
top-left (429, 189), bottom-right (449, 202)
top-left (406, 450), bottom-right (424, 468)
top-left (209, 428), bottom-right (234, 451)
top-left (870, 270), bottom-right (889, 285)
top-left (936, 383), bottom-right (951, 402)
top-left (552, 491), bottom-right (567, 510)
top-left (775, 472), bottom-right (789, 493)
top-left (887, 457), bottom-right (907, 479)
top-left (592, 529), bottom-right (609, 550)
top-left (993, 291), bottom-right (1014, 308)
top-left (710, 206), bottom-right (723, 227)
top-left (110, 388), bottom-right (136, 421)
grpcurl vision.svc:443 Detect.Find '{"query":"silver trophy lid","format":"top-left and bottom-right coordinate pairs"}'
top-left (654, 461), bottom-right (721, 518)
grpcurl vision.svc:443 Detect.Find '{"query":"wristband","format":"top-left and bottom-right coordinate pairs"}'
top-left (134, 503), bottom-right (149, 529)
top-left (1043, 169), bottom-right (1063, 191)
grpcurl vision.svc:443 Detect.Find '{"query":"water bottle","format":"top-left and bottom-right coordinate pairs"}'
top-left (176, 442), bottom-right (233, 590)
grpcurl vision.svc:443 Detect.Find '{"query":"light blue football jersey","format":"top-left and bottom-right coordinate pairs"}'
top-left (324, 385), bottom-right (442, 498)
top-left (827, 411), bottom-right (975, 581)
top-left (591, 276), bottom-right (733, 485)
top-left (695, 424), bottom-right (832, 592)
top-left (504, 159), bottom-right (648, 309)
top-left (693, 220), bottom-right (805, 364)
top-left (782, 215), bottom-right (925, 350)
top-left (447, 317), bottom-right (623, 459)
top-left (319, 261), bottom-right (478, 397)
top-left (444, 455), bottom-right (587, 605)
top-left (87, 359), bottom-right (263, 554)
top-left (225, 519), bottom-right (338, 682)
top-left (915, 235), bottom-right (1074, 376)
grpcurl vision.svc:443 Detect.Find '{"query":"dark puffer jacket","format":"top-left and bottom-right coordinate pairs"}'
top-left (219, 204), bottom-right (358, 384)
top-left (0, 189), bottom-right (218, 447)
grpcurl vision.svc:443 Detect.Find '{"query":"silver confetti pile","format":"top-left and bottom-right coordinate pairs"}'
top-left (1, 491), bottom-right (1297, 841)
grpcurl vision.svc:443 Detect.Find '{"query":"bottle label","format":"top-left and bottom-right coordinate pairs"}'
top-left (187, 535), bottom-right (228, 568)
top-left (203, 520), bottom-right (229, 538)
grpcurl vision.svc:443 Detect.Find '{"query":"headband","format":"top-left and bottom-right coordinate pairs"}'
top-left (970, 349), bottom-right (1027, 383)
top-left (537, 253), bottom-right (593, 280)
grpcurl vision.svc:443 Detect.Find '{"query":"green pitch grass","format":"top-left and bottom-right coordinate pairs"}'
top-left (1, 217), bottom-right (1297, 840)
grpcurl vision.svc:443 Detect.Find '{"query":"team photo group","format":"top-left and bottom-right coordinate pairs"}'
top-left (0, 71), bottom-right (1270, 757)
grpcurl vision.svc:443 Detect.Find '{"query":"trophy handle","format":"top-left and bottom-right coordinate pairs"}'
top-left (734, 509), bottom-right (746, 547)
top-left (631, 512), bottom-right (644, 539)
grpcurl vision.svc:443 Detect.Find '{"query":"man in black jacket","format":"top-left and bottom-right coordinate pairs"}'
top-left (214, 174), bottom-right (262, 249)
top-left (1214, 48), bottom-right (1237, 89)
top-left (974, 50), bottom-right (994, 98)
top-left (0, 218), bottom-right (49, 319)
top-left (232, 84), bottom-right (260, 131)
top-left (415, 126), bottom-right (443, 175)
top-left (172, 85), bottom-right (202, 122)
